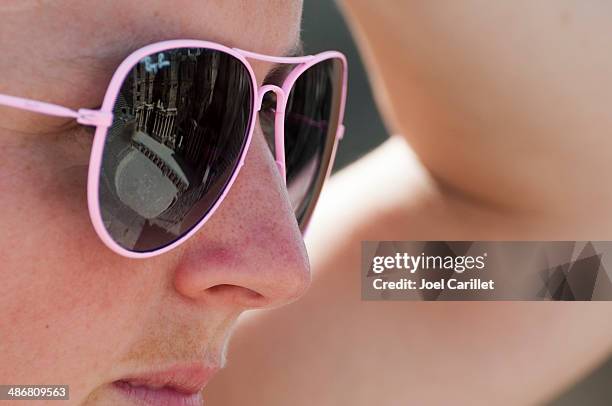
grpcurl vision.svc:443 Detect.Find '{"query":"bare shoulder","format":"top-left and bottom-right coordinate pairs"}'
top-left (204, 138), bottom-right (612, 406)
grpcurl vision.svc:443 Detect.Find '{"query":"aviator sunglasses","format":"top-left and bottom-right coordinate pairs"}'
top-left (0, 40), bottom-right (347, 258)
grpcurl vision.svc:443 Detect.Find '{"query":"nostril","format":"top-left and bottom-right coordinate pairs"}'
top-left (206, 284), bottom-right (266, 306)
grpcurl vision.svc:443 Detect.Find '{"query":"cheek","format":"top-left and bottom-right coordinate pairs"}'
top-left (0, 132), bottom-right (160, 393)
top-left (0, 130), bottom-right (96, 270)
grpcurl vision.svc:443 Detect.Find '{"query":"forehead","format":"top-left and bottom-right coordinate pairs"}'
top-left (5, 0), bottom-right (302, 54)
top-left (0, 0), bottom-right (302, 106)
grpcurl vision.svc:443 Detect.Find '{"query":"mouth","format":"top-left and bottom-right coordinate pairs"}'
top-left (112, 363), bottom-right (219, 406)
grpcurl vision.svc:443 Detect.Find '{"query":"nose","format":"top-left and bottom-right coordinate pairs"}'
top-left (173, 127), bottom-right (311, 309)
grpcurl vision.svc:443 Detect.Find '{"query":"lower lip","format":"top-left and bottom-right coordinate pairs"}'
top-left (113, 380), bottom-right (203, 406)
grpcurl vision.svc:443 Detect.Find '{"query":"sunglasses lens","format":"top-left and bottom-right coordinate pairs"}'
top-left (284, 58), bottom-right (344, 229)
top-left (99, 48), bottom-right (254, 252)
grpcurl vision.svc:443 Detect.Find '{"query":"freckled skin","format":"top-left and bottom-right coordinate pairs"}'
top-left (0, 1), bottom-right (308, 404)
top-left (11, 2), bottom-right (612, 406)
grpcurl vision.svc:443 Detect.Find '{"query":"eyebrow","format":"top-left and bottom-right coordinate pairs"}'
top-left (284, 39), bottom-right (305, 59)
top-left (263, 40), bottom-right (305, 86)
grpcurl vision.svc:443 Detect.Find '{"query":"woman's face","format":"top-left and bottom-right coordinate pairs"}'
top-left (0, 0), bottom-right (308, 404)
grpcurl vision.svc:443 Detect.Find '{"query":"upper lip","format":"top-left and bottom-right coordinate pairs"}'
top-left (116, 362), bottom-right (220, 394)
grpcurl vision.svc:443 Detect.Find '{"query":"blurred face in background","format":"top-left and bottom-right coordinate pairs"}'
top-left (0, 0), bottom-right (309, 404)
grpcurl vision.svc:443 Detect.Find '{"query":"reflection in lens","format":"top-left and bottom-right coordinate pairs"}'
top-left (99, 48), bottom-right (253, 252)
top-left (282, 58), bottom-right (343, 228)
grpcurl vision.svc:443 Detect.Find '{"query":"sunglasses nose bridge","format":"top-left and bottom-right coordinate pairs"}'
top-left (257, 84), bottom-right (288, 182)
top-left (256, 84), bottom-right (286, 112)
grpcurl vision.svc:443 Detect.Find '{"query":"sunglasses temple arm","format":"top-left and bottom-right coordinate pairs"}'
top-left (0, 93), bottom-right (113, 127)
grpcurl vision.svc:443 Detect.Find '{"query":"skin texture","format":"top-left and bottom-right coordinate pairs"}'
top-left (205, 1), bottom-right (612, 405)
top-left (4, 1), bottom-right (612, 406)
top-left (0, 1), bottom-right (308, 405)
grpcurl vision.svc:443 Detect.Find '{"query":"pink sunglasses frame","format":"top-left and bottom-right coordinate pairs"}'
top-left (0, 39), bottom-right (347, 258)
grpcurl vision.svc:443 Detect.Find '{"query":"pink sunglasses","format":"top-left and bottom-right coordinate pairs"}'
top-left (0, 39), bottom-right (347, 258)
